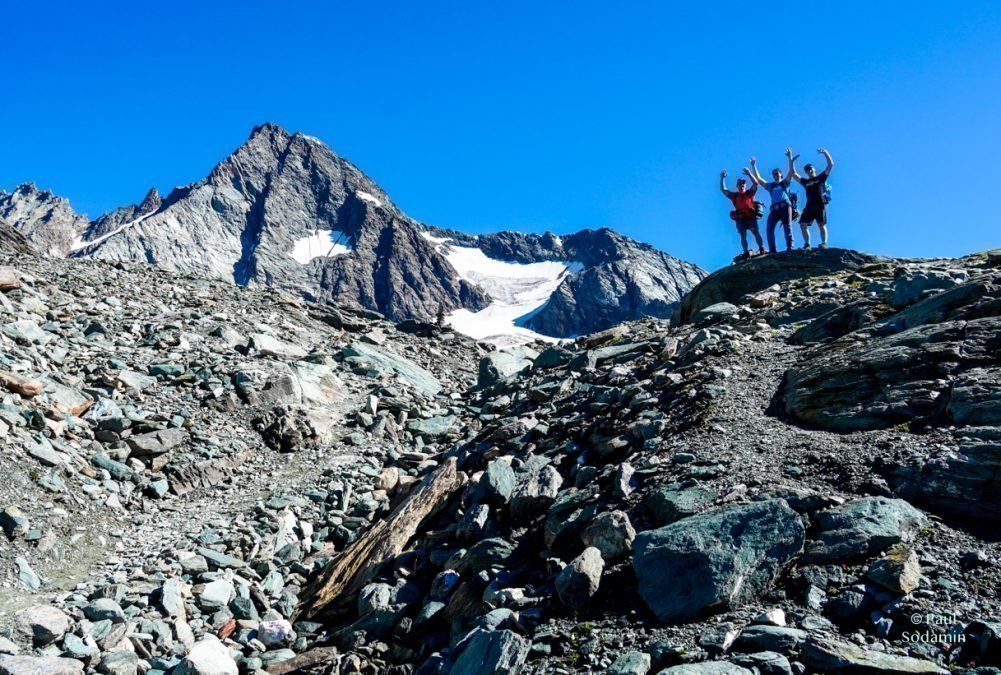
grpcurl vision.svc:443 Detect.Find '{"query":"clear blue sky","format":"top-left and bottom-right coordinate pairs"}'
top-left (3, 1), bottom-right (999, 271)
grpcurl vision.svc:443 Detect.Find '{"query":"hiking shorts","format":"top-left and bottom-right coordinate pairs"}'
top-left (800, 202), bottom-right (827, 225)
top-left (735, 217), bottom-right (759, 236)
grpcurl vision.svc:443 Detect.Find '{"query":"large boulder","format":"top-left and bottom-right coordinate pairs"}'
top-left (173, 638), bottom-right (238, 675)
top-left (450, 628), bottom-right (530, 675)
top-left (14, 605), bottom-right (71, 647)
top-left (632, 500), bottom-right (805, 623)
top-left (800, 635), bottom-right (947, 674)
top-left (672, 248), bottom-right (877, 326)
top-left (803, 497), bottom-right (926, 563)
top-left (477, 347), bottom-right (537, 388)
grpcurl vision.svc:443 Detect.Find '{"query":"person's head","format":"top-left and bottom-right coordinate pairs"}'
top-left (736, 178), bottom-right (748, 193)
top-left (772, 168), bottom-right (783, 181)
top-left (804, 163), bottom-right (817, 177)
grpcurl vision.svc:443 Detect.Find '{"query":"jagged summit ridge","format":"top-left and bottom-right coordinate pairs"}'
top-left (1, 124), bottom-right (705, 341)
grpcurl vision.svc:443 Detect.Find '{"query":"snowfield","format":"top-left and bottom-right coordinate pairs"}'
top-left (289, 230), bottom-right (352, 264)
top-left (422, 231), bottom-right (581, 347)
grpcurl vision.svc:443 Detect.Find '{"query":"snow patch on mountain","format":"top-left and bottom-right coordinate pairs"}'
top-left (356, 191), bottom-right (382, 207)
top-left (289, 230), bottom-right (352, 264)
top-left (421, 231), bottom-right (581, 347)
top-left (72, 211), bottom-right (159, 253)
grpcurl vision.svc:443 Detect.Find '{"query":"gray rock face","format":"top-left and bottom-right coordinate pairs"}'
top-left (0, 217), bottom-right (35, 254)
top-left (0, 656), bottom-right (84, 675)
top-left (14, 605), bottom-right (70, 646)
top-left (800, 635), bottom-right (947, 674)
top-left (673, 247), bottom-right (879, 326)
top-left (4, 125), bottom-right (704, 339)
top-left (509, 228), bottom-right (706, 336)
top-left (173, 639), bottom-right (238, 675)
top-left (658, 664), bottom-right (753, 674)
top-left (803, 497), bottom-right (926, 563)
top-left (890, 426), bottom-right (1001, 521)
top-left (555, 546), bottom-right (604, 610)
top-left (0, 183), bottom-right (88, 256)
top-left (451, 628), bottom-right (530, 675)
top-left (784, 274), bottom-right (1001, 432)
top-left (633, 500), bottom-right (805, 623)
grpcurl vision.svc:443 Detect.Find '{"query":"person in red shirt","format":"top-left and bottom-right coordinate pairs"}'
top-left (720, 169), bottom-right (765, 258)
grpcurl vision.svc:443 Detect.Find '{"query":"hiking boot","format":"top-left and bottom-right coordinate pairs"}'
top-left (758, 247), bottom-right (766, 255)
top-left (819, 242), bottom-right (828, 249)
top-left (802, 244), bottom-right (812, 250)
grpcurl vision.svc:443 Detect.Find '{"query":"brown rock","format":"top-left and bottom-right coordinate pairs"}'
top-left (0, 370), bottom-right (43, 397)
top-left (867, 545), bottom-right (922, 594)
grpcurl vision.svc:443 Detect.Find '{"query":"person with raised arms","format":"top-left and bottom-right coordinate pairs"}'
top-left (720, 169), bottom-right (765, 259)
top-left (747, 148), bottom-right (797, 253)
top-left (792, 148), bottom-right (835, 249)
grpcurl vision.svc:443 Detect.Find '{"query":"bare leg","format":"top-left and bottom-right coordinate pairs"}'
top-left (819, 223), bottom-right (828, 246)
top-left (800, 222), bottom-right (811, 247)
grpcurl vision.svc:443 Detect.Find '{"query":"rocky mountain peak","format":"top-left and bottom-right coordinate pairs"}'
top-left (137, 187), bottom-right (162, 215)
top-left (0, 182), bottom-right (88, 256)
top-left (2, 125), bottom-right (705, 343)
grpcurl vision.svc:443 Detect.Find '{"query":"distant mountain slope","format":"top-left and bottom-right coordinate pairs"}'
top-left (0, 217), bottom-right (35, 254)
top-left (1, 124), bottom-right (705, 341)
top-left (0, 183), bottom-right (87, 256)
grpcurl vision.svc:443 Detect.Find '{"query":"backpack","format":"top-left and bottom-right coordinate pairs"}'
top-left (822, 182), bottom-right (832, 204)
top-left (754, 201), bottom-right (765, 218)
top-left (789, 190), bottom-right (801, 220)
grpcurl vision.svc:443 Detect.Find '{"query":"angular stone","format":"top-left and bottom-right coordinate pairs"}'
top-left (555, 546), bottom-right (603, 610)
top-left (14, 605), bottom-right (70, 646)
top-left (126, 428), bottom-right (187, 457)
top-left (867, 546), bottom-right (922, 594)
top-left (1, 506), bottom-right (30, 540)
top-left (96, 651), bottom-right (138, 675)
top-left (657, 664), bottom-right (752, 674)
top-left (804, 497), bottom-right (926, 563)
top-left (633, 500), bottom-right (805, 623)
top-left (341, 342), bottom-right (440, 395)
top-left (0, 656), bottom-right (84, 675)
top-left (645, 484), bottom-right (716, 526)
top-left (608, 651), bottom-right (651, 675)
top-left (451, 628), bottom-right (530, 675)
top-left (582, 509), bottom-right (636, 559)
top-left (800, 635), bottom-right (947, 674)
top-left (196, 546), bottom-right (247, 569)
top-left (83, 598), bottom-right (126, 623)
top-left (173, 638), bottom-right (238, 675)
top-left (198, 579), bottom-right (234, 609)
top-left (250, 334), bottom-right (307, 359)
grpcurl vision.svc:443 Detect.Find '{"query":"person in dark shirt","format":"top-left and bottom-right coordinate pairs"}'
top-left (720, 169), bottom-right (765, 258)
top-left (792, 148), bottom-right (835, 249)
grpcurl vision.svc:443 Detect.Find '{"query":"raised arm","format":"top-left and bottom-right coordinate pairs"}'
top-left (786, 147), bottom-right (802, 183)
top-left (818, 148), bottom-right (834, 175)
top-left (748, 157), bottom-right (767, 187)
top-left (719, 170), bottom-right (730, 196)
